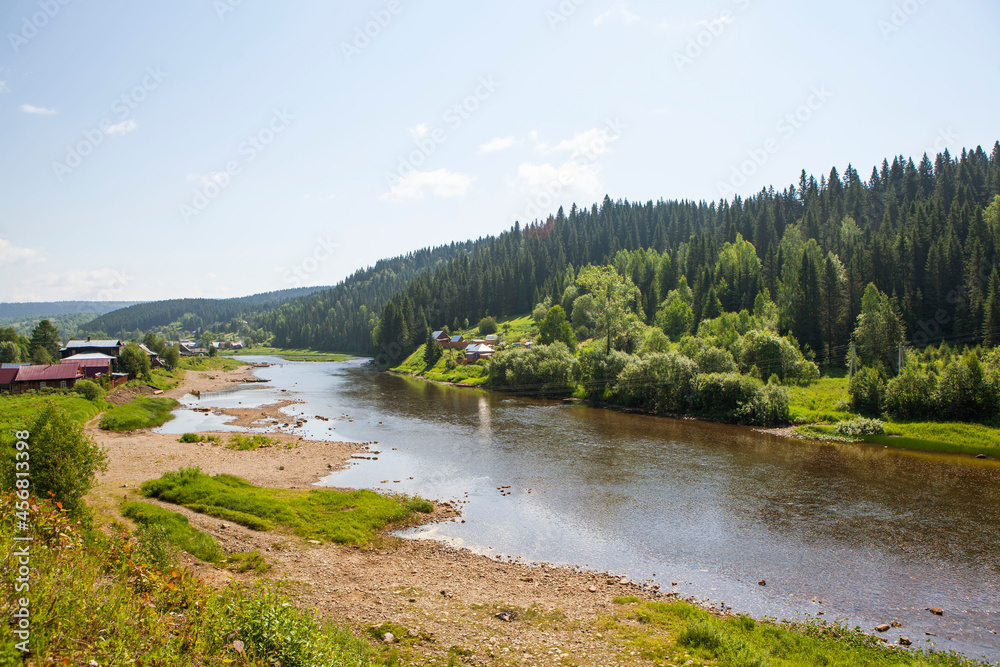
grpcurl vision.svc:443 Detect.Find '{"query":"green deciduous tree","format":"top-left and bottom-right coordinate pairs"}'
top-left (120, 341), bottom-right (152, 379)
top-left (577, 265), bottom-right (643, 354)
top-left (537, 305), bottom-right (577, 349)
top-left (1, 404), bottom-right (108, 514)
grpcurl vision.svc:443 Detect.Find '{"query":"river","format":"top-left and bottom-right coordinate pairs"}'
top-left (160, 357), bottom-right (1000, 662)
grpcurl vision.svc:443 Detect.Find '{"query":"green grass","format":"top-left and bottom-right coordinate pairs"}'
top-left (225, 433), bottom-right (285, 450)
top-left (0, 394), bottom-right (105, 436)
top-left (393, 346), bottom-right (490, 385)
top-left (178, 356), bottom-right (246, 371)
top-left (121, 501), bottom-right (224, 563)
top-left (607, 598), bottom-right (988, 667)
top-left (224, 550), bottom-right (271, 574)
top-left (787, 376), bottom-right (853, 423)
top-left (226, 346), bottom-right (353, 362)
top-left (140, 467), bottom-right (435, 544)
top-left (0, 492), bottom-right (385, 666)
top-left (149, 366), bottom-right (184, 390)
top-left (99, 396), bottom-right (179, 430)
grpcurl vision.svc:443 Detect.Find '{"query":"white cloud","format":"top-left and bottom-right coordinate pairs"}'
top-left (0, 238), bottom-right (45, 265)
top-left (382, 169), bottom-right (474, 201)
top-left (408, 124), bottom-right (430, 140)
top-left (20, 103), bottom-right (56, 115)
top-left (0, 81), bottom-right (9, 94)
top-left (10, 268), bottom-right (132, 300)
top-left (508, 125), bottom-right (622, 199)
top-left (546, 127), bottom-right (621, 157)
top-left (479, 136), bottom-right (515, 154)
top-left (106, 119), bottom-right (138, 136)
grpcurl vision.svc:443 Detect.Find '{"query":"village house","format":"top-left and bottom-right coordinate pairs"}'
top-left (0, 368), bottom-right (17, 393)
top-left (61, 353), bottom-right (115, 378)
top-left (11, 363), bottom-right (83, 393)
top-left (443, 335), bottom-right (467, 350)
top-left (60, 338), bottom-right (124, 360)
top-left (431, 331), bottom-right (450, 345)
top-left (464, 343), bottom-right (495, 362)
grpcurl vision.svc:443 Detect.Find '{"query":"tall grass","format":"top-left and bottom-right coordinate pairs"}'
top-left (99, 396), bottom-right (178, 430)
top-left (140, 467), bottom-right (434, 544)
top-left (122, 501), bottom-right (225, 562)
top-left (0, 492), bottom-right (383, 666)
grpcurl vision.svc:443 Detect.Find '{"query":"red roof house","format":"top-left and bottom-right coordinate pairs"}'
top-left (13, 364), bottom-right (83, 392)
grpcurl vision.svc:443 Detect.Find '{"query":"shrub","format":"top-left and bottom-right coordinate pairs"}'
top-left (579, 347), bottom-right (636, 400)
top-left (73, 379), bottom-right (105, 402)
top-left (834, 417), bottom-right (886, 436)
top-left (179, 433), bottom-right (205, 443)
top-left (613, 351), bottom-right (699, 413)
top-left (884, 366), bottom-right (937, 420)
top-left (738, 329), bottom-right (819, 383)
top-left (848, 366), bottom-right (885, 416)
top-left (120, 341), bottom-right (151, 380)
top-left (935, 353), bottom-right (999, 422)
top-left (477, 316), bottom-right (498, 336)
top-left (695, 346), bottom-right (738, 374)
top-left (0, 403), bottom-right (108, 514)
top-left (486, 343), bottom-right (582, 392)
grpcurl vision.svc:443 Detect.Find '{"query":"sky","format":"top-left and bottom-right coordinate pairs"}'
top-left (1, 0), bottom-right (998, 303)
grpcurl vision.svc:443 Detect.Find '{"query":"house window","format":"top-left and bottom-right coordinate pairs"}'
top-left (60, 381), bottom-right (67, 389)
top-left (40, 382), bottom-right (46, 389)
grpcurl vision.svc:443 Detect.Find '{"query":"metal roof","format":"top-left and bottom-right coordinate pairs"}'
top-left (63, 339), bottom-right (122, 349)
top-left (14, 364), bottom-right (82, 382)
top-left (0, 368), bottom-right (17, 385)
top-left (62, 353), bottom-right (115, 360)
top-left (450, 336), bottom-right (464, 343)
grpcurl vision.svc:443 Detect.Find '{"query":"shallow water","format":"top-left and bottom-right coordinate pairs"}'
top-left (160, 357), bottom-right (1000, 661)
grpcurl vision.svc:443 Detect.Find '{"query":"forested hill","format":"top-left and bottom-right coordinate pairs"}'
top-left (369, 143), bottom-right (1000, 365)
top-left (0, 301), bottom-right (140, 319)
top-left (250, 241), bottom-right (479, 354)
top-left (79, 287), bottom-right (330, 338)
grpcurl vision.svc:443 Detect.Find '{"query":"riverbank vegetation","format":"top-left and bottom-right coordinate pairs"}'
top-left (139, 466), bottom-right (434, 544)
top-left (226, 345), bottom-right (353, 361)
top-left (99, 395), bottom-right (179, 431)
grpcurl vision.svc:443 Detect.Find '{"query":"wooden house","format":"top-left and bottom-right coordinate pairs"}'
top-left (0, 368), bottom-right (17, 393)
top-left (12, 363), bottom-right (83, 392)
top-left (61, 353), bottom-right (114, 378)
top-left (464, 343), bottom-right (495, 362)
top-left (60, 338), bottom-right (123, 360)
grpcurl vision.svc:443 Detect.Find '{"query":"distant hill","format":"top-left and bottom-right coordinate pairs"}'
top-left (78, 287), bottom-right (332, 338)
top-left (0, 301), bottom-right (140, 319)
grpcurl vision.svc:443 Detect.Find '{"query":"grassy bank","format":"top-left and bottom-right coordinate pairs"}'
top-left (100, 396), bottom-right (179, 430)
top-left (393, 344), bottom-right (489, 385)
top-left (604, 597), bottom-right (986, 667)
top-left (0, 393), bottom-right (105, 435)
top-left (178, 355), bottom-right (247, 371)
top-left (226, 346), bottom-right (353, 362)
top-left (0, 492), bottom-right (383, 666)
top-left (140, 467), bottom-right (434, 543)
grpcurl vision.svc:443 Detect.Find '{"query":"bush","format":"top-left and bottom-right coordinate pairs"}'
top-left (120, 341), bottom-right (151, 379)
top-left (486, 343), bottom-right (582, 392)
top-left (179, 433), bottom-right (205, 443)
top-left (579, 347), bottom-right (636, 400)
top-left (695, 346), bottom-right (738, 374)
top-left (848, 366), bottom-right (885, 416)
top-left (0, 403), bottom-right (108, 514)
top-left (935, 353), bottom-right (999, 422)
top-left (834, 417), bottom-right (886, 436)
top-left (613, 351), bottom-right (700, 413)
top-left (738, 329), bottom-right (819, 383)
top-left (73, 379), bottom-right (105, 402)
top-left (477, 316), bottom-right (498, 336)
top-left (884, 366), bottom-right (937, 420)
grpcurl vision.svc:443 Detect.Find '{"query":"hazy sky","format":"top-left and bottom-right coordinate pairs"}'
top-left (1, 0), bottom-right (998, 302)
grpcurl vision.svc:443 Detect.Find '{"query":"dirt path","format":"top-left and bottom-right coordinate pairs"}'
top-left (87, 364), bottom-right (694, 666)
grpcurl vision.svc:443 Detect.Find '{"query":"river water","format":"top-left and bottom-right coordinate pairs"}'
top-left (160, 357), bottom-right (1000, 662)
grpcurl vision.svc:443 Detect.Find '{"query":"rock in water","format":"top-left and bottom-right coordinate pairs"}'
top-left (898, 636), bottom-right (912, 646)
top-left (875, 624), bottom-right (890, 633)
top-left (929, 607), bottom-right (944, 616)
